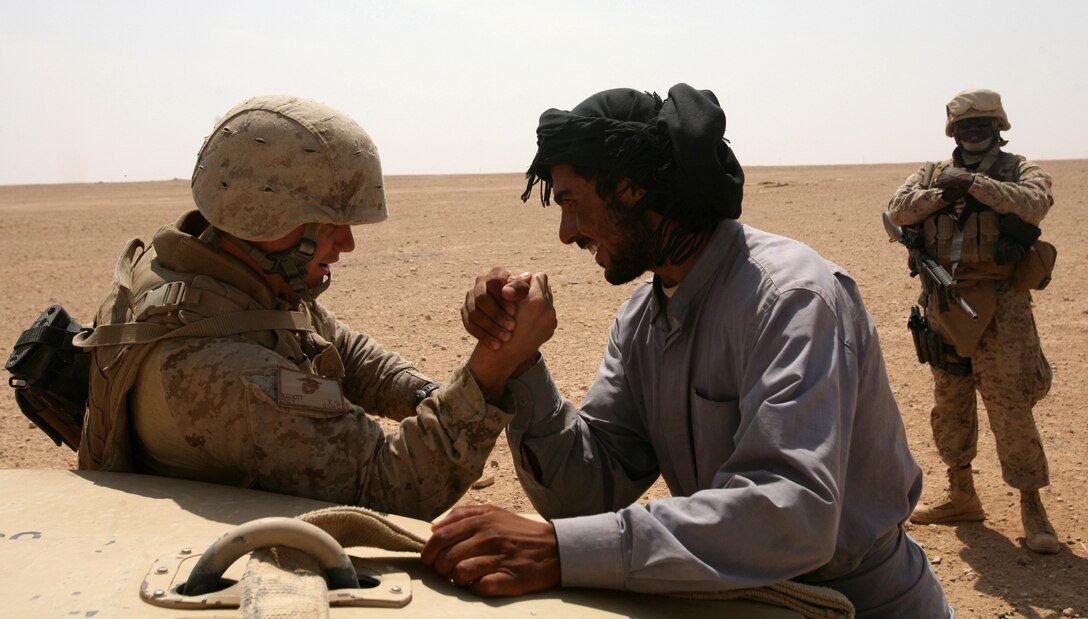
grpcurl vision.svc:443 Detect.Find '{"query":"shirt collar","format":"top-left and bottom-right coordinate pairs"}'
top-left (650, 220), bottom-right (744, 332)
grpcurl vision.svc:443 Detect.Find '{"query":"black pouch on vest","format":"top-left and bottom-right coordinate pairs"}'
top-left (907, 305), bottom-right (971, 376)
top-left (5, 305), bottom-right (90, 450)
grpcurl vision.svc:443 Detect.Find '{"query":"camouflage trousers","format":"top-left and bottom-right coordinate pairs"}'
top-left (929, 280), bottom-right (1052, 490)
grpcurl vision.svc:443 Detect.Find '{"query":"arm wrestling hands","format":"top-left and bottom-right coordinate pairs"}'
top-left (465, 268), bottom-right (556, 403)
top-left (422, 267), bottom-right (562, 596)
top-left (463, 266), bottom-right (534, 351)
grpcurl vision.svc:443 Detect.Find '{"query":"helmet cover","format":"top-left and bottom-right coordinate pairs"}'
top-left (192, 95), bottom-right (387, 241)
top-left (945, 89), bottom-right (1011, 137)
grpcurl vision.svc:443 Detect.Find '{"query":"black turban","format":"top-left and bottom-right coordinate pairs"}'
top-left (521, 83), bottom-right (745, 221)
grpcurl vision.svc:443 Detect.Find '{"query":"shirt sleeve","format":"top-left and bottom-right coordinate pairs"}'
top-left (506, 289), bottom-right (851, 593)
top-left (886, 164), bottom-right (947, 226)
top-left (967, 158), bottom-right (1053, 225)
top-left (148, 335), bottom-right (511, 520)
top-left (312, 303), bottom-right (431, 421)
top-left (504, 322), bottom-right (661, 519)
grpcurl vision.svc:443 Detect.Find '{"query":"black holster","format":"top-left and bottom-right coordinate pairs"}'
top-left (907, 305), bottom-right (972, 376)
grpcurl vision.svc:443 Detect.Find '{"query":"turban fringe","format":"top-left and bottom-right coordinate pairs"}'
top-left (521, 84), bottom-right (745, 225)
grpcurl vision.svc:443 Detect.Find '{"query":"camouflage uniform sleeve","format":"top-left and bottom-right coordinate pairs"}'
top-left (364, 361), bottom-right (513, 517)
top-left (311, 303), bottom-right (431, 422)
top-left (886, 164), bottom-right (948, 226)
top-left (968, 158), bottom-right (1053, 225)
top-left (154, 336), bottom-right (511, 519)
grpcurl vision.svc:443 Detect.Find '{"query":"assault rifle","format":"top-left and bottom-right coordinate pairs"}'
top-left (883, 211), bottom-right (978, 320)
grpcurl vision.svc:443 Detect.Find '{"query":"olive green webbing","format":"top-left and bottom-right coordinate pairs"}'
top-left (72, 310), bottom-right (313, 348)
top-left (218, 224), bottom-right (325, 302)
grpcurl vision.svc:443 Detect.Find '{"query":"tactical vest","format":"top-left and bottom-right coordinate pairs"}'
top-left (76, 235), bottom-right (335, 473)
top-left (921, 150), bottom-right (1022, 281)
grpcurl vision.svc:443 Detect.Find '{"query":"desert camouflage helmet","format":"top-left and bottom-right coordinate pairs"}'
top-left (191, 95), bottom-right (387, 241)
top-left (945, 89), bottom-right (1011, 138)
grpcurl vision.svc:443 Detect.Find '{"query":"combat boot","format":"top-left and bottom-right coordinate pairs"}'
top-left (910, 466), bottom-right (986, 524)
top-left (1021, 490), bottom-right (1060, 554)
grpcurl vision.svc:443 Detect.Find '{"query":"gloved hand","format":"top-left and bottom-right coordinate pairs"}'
top-left (993, 214), bottom-right (1041, 265)
top-left (933, 167), bottom-right (975, 202)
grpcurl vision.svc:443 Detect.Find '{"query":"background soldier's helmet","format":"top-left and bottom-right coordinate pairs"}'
top-left (191, 95), bottom-right (387, 241)
top-left (945, 89), bottom-right (1012, 137)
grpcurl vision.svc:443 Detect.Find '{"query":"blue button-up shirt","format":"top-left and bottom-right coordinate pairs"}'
top-left (503, 219), bottom-right (922, 594)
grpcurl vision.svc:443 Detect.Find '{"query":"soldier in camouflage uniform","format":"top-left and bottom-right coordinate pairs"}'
top-left (76, 95), bottom-right (556, 519)
top-left (886, 88), bottom-right (1058, 554)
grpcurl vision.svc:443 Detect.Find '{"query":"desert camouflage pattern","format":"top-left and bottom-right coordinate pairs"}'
top-left (888, 149), bottom-right (1055, 491)
top-left (928, 279), bottom-right (1052, 490)
top-left (192, 95), bottom-right (388, 241)
top-left (83, 212), bottom-right (509, 519)
top-left (944, 88), bottom-right (1011, 137)
top-left (887, 152), bottom-right (1053, 358)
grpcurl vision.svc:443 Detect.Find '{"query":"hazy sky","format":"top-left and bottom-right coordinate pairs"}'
top-left (1, 1), bottom-right (1085, 185)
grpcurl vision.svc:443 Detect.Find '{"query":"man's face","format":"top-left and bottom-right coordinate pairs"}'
top-left (551, 164), bottom-right (656, 285)
top-left (256, 222), bottom-right (356, 289)
top-left (954, 117), bottom-right (997, 152)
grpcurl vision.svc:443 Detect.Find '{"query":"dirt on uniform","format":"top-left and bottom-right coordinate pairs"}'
top-left (1, 162), bottom-right (1085, 617)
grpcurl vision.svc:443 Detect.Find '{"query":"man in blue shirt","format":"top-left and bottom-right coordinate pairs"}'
top-left (423, 84), bottom-right (952, 618)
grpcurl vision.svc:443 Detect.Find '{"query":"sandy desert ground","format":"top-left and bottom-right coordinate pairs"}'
top-left (1, 161), bottom-right (1085, 617)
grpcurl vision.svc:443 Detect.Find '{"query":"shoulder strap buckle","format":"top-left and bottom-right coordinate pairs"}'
top-left (135, 282), bottom-right (196, 321)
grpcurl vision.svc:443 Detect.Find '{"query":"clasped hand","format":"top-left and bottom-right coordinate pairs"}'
top-left (465, 267), bottom-right (556, 400)
top-left (463, 266), bottom-right (540, 350)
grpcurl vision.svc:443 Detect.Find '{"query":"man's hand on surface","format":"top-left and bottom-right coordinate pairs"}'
top-left (421, 505), bottom-right (561, 597)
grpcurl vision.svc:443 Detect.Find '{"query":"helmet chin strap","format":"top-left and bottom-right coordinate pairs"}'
top-left (957, 136), bottom-right (993, 152)
top-left (216, 223), bottom-right (329, 302)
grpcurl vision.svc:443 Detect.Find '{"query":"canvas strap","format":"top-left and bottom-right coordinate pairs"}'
top-left (272, 507), bottom-right (856, 619)
top-left (72, 310), bottom-right (313, 349)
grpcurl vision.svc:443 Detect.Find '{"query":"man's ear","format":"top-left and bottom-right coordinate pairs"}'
top-left (617, 179), bottom-right (647, 208)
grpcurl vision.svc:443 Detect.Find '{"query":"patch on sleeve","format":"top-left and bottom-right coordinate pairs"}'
top-left (276, 367), bottom-right (348, 413)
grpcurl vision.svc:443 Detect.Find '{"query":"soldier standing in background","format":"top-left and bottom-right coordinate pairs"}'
top-left (886, 88), bottom-right (1059, 554)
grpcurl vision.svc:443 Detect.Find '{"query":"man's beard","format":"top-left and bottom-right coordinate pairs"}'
top-left (601, 194), bottom-right (660, 285)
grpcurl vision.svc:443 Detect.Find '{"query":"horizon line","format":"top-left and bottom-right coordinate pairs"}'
top-left (3, 158), bottom-right (1085, 189)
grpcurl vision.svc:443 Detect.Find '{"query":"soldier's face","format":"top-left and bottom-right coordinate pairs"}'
top-left (304, 224), bottom-right (356, 287)
top-left (954, 117), bottom-right (997, 152)
top-left (258, 223), bottom-right (356, 288)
